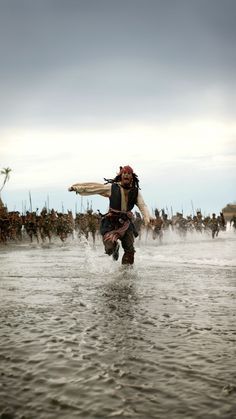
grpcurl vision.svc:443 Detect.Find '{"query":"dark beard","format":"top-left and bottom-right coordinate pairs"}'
top-left (121, 183), bottom-right (132, 190)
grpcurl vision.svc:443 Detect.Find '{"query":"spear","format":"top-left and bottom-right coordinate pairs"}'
top-left (191, 200), bottom-right (194, 217)
top-left (29, 191), bottom-right (33, 212)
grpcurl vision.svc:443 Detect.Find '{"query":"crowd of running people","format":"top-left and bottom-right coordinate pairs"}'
top-left (0, 203), bottom-right (235, 245)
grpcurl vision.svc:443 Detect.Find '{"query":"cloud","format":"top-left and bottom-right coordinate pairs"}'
top-left (1, 0), bottom-right (235, 215)
top-left (0, 0), bottom-right (236, 127)
top-left (1, 118), bottom-right (235, 192)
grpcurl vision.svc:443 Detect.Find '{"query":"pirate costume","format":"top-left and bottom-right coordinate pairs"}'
top-left (69, 166), bottom-right (151, 265)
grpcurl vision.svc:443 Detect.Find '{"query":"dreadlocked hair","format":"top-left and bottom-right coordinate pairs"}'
top-left (104, 168), bottom-right (140, 189)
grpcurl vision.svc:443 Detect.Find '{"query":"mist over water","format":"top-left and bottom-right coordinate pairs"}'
top-left (0, 228), bottom-right (236, 419)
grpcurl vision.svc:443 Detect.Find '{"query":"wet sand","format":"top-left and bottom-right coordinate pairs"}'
top-left (0, 230), bottom-right (236, 418)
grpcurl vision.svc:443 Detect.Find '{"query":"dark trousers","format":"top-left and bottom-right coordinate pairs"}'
top-left (103, 227), bottom-right (134, 254)
top-left (103, 228), bottom-right (135, 264)
top-left (101, 216), bottom-right (136, 264)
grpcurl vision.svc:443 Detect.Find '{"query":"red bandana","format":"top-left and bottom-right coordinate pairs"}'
top-left (120, 165), bottom-right (134, 174)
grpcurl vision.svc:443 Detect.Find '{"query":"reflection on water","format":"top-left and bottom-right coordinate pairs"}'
top-left (0, 231), bottom-right (236, 418)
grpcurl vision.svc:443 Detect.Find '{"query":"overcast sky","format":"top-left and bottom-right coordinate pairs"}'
top-left (0, 0), bottom-right (235, 216)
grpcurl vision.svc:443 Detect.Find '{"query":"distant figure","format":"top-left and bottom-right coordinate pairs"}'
top-left (133, 211), bottom-right (143, 239)
top-left (230, 215), bottom-right (236, 231)
top-left (210, 213), bottom-right (219, 239)
top-left (218, 212), bottom-right (226, 231)
top-left (68, 165), bottom-right (151, 265)
top-left (194, 211), bottom-right (204, 233)
top-left (152, 209), bottom-right (164, 242)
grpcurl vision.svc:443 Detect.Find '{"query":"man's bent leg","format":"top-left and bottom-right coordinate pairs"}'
top-left (103, 236), bottom-right (116, 255)
top-left (121, 229), bottom-right (135, 265)
top-left (121, 251), bottom-right (134, 265)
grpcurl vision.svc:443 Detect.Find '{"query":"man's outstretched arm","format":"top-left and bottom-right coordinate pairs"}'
top-left (136, 192), bottom-right (151, 226)
top-left (68, 182), bottom-right (111, 198)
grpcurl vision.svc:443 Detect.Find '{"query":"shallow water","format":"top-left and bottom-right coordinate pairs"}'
top-left (0, 229), bottom-right (236, 419)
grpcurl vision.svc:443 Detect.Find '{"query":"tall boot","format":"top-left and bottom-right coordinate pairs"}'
top-left (121, 251), bottom-right (134, 265)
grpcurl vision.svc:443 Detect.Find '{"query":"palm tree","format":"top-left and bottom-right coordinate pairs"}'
top-left (0, 167), bottom-right (12, 194)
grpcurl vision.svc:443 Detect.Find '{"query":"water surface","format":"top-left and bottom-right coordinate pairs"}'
top-left (0, 230), bottom-right (236, 418)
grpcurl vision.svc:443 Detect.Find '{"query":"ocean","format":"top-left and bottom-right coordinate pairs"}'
top-left (0, 227), bottom-right (236, 418)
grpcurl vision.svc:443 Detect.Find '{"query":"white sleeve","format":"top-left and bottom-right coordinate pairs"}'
top-left (136, 191), bottom-right (151, 225)
top-left (70, 182), bottom-right (111, 197)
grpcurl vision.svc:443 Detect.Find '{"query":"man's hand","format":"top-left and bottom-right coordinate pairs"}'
top-left (147, 218), bottom-right (155, 229)
top-left (144, 217), bottom-right (150, 227)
